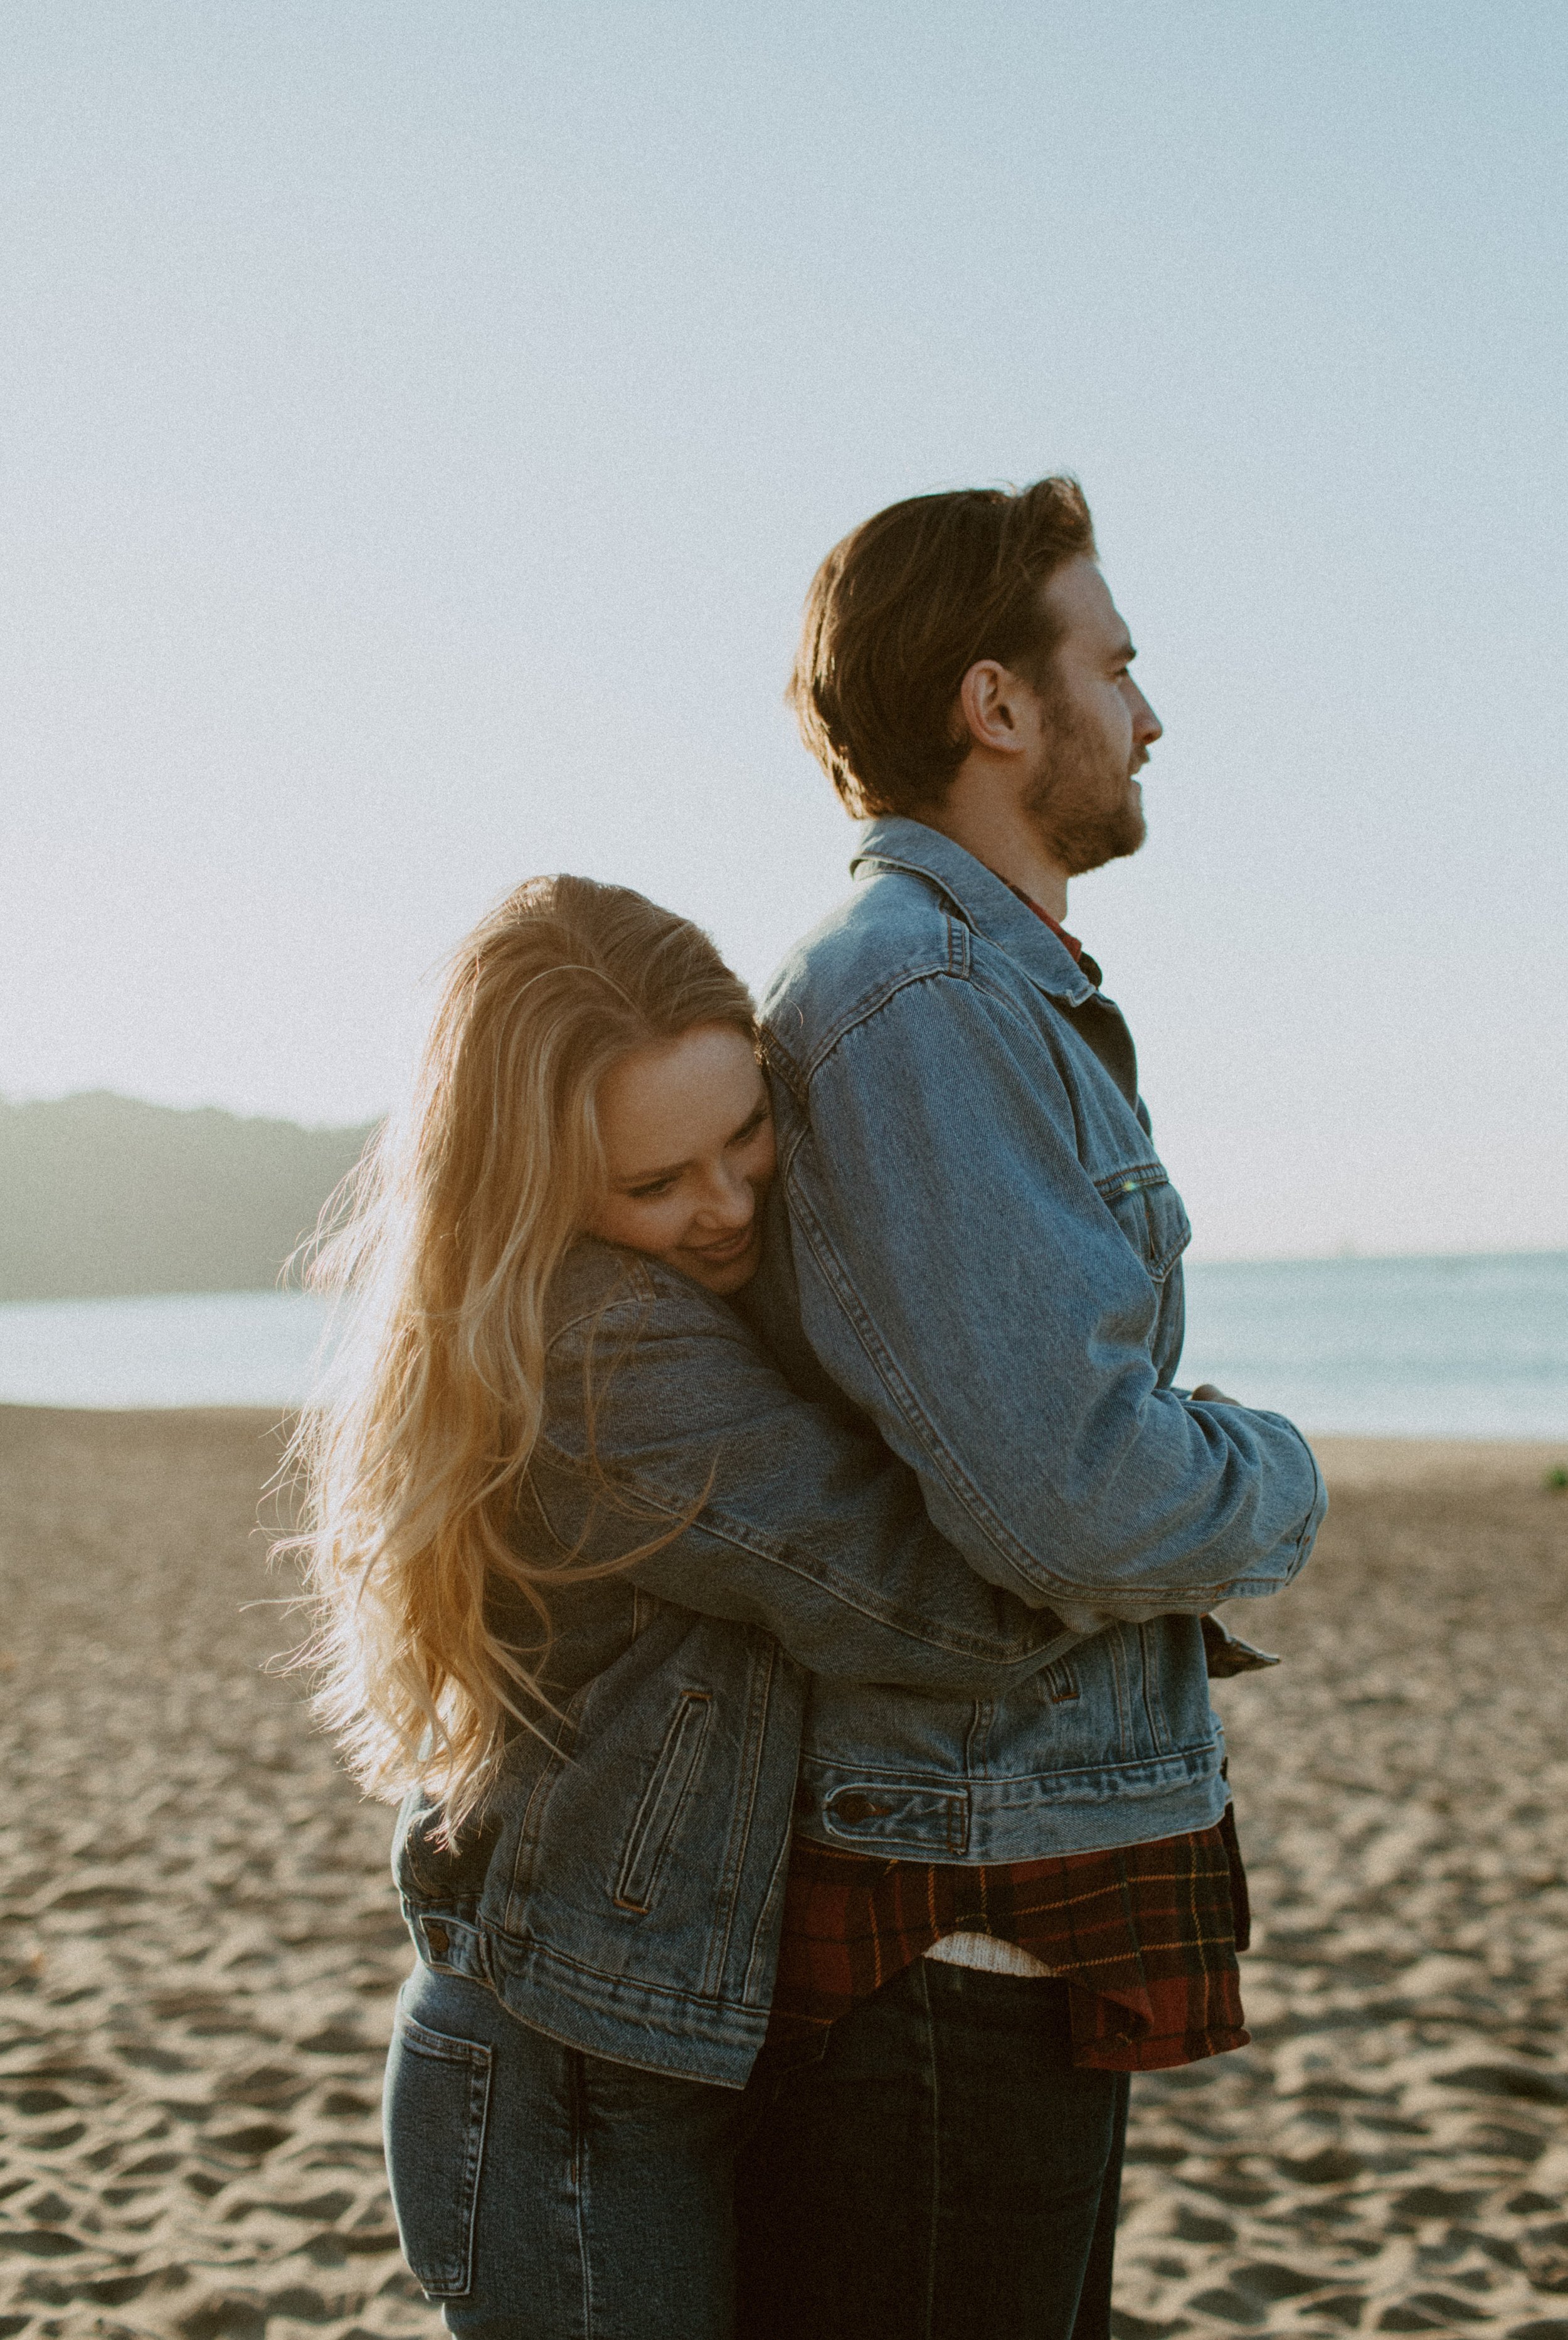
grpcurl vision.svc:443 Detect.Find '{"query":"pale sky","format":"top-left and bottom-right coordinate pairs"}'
top-left (4, 1), bottom-right (1564, 1260)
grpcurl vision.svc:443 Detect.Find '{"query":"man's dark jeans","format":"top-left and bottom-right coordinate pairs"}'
top-left (736, 1959), bottom-right (1128, 2340)
top-left (383, 1958), bottom-right (1126, 2337)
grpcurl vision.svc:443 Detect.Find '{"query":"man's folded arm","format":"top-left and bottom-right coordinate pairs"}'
top-left (778, 976), bottom-right (1325, 1621)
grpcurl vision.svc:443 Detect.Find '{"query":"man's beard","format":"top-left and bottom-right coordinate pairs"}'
top-left (1022, 688), bottom-right (1147, 878)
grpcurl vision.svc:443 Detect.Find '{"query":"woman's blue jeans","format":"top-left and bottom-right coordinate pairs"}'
top-left (384, 1960), bottom-right (743, 2339)
top-left (383, 1958), bottom-right (1128, 2339)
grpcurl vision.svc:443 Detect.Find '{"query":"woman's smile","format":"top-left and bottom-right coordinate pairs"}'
top-left (681, 1221), bottom-right (758, 1265)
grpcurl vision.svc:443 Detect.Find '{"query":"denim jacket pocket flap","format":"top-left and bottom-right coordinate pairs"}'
top-left (614, 1689), bottom-right (712, 1913)
top-left (1094, 1161), bottom-right (1192, 1284)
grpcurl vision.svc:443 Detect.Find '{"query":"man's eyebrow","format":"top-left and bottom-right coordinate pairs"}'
top-left (615, 1098), bottom-right (766, 1188)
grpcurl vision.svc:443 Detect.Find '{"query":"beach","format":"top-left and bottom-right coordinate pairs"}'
top-left (2, 1408), bottom-right (1566, 2340)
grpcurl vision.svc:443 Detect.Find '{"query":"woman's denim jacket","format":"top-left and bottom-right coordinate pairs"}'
top-left (394, 1239), bottom-right (1091, 2087)
top-left (395, 819), bottom-right (1324, 2090)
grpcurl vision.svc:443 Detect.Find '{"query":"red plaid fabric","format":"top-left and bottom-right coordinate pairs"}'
top-left (766, 1812), bottom-right (1251, 2072)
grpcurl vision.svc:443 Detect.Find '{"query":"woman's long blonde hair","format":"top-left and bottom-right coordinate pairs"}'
top-left (283, 875), bottom-right (756, 1837)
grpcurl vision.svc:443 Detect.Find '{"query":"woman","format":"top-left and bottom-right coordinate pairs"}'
top-left (289, 875), bottom-right (1089, 2338)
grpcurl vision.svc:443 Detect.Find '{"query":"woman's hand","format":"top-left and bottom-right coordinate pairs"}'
top-left (1190, 1381), bottom-right (1241, 1405)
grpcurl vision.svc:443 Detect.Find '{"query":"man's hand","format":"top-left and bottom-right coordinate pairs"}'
top-left (1190, 1381), bottom-right (1241, 1405)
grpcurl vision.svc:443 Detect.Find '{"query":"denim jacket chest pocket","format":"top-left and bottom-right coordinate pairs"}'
top-left (1094, 1161), bottom-right (1192, 1285)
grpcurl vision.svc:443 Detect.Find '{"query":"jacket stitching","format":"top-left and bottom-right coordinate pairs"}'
top-left (847, 848), bottom-right (1095, 1006)
top-left (741, 1807), bottom-right (798, 2001)
top-left (772, 949), bottom-right (1079, 1108)
top-left (795, 1738), bottom-right (1224, 1795)
top-left (527, 1432), bottom-right (1079, 1667)
top-left (613, 1691), bottom-right (712, 1913)
top-left (703, 1639), bottom-right (782, 1996)
top-left (762, 960), bottom-right (968, 1085)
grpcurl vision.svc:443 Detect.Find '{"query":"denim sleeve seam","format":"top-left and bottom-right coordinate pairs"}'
top-left (544, 1258), bottom-right (658, 1351)
top-left (1290, 1437), bottom-right (1327, 1572)
top-left (793, 958), bottom-right (1071, 1099)
top-left (770, 961), bottom-right (960, 1082)
top-left (545, 1270), bottom-right (755, 1373)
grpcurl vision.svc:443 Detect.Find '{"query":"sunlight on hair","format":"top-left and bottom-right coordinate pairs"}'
top-left (277, 875), bottom-right (754, 1840)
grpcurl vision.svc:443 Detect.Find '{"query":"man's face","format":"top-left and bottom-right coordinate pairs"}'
top-left (1021, 558), bottom-right (1162, 877)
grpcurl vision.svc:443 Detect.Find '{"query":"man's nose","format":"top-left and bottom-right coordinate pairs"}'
top-left (1135, 685), bottom-right (1162, 744)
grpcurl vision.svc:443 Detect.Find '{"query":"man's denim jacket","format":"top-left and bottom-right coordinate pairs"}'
top-left (747, 817), bottom-right (1324, 1864)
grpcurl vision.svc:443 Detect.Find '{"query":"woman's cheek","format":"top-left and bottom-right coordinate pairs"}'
top-left (596, 1196), bottom-right (674, 1253)
top-left (748, 1125), bottom-right (778, 1187)
top-left (635, 1198), bottom-right (694, 1256)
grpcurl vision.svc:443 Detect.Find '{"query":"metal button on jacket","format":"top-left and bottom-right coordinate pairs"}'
top-left (835, 1794), bottom-right (891, 1825)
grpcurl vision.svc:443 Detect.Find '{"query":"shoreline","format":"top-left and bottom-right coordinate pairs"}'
top-left (6, 1400), bottom-right (1564, 1472)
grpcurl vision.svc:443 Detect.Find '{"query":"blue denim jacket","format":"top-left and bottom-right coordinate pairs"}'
top-left (748, 817), bottom-right (1325, 1864)
top-left (393, 822), bottom-right (1323, 2088)
top-left (393, 1238), bottom-right (1086, 2087)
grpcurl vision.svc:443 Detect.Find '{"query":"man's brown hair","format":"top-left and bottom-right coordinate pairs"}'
top-left (787, 477), bottom-right (1097, 817)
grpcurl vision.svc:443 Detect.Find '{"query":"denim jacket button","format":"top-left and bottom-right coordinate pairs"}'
top-left (835, 1794), bottom-right (891, 1826)
top-left (425, 1922), bottom-right (450, 1958)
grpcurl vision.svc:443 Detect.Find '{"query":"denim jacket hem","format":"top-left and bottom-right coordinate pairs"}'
top-left (793, 1742), bottom-right (1229, 1863)
top-left (398, 1898), bottom-right (771, 2090)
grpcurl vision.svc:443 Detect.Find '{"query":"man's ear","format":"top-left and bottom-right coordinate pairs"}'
top-left (956, 660), bottom-right (1036, 757)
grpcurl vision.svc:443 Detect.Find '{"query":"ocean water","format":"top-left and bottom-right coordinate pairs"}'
top-left (0, 1290), bottom-right (336, 1412)
top-left (1180, 1251), bottom-right (1567, 1440)
top-left (0, 1253), bottom-right (1564, 1439)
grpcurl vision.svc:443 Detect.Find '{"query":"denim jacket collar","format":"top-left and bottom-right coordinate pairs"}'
top-left (849, 815), bottom-right (1100, 1009)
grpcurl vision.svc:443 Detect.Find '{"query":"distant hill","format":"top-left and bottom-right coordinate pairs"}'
top-left (0, 1093), bottom-right (381, 1302)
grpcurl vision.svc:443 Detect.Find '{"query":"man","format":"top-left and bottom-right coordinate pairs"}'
top-left (735, 480), bottom-right (1325, 2339)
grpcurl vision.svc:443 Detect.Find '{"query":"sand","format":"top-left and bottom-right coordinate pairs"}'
top-left (2, 1410), bottom-right (1566, 2339)
top-left (1117, 1437), bottom-right (1568, 2339)
top-left (0, 1407), bottom-right (427, 2340)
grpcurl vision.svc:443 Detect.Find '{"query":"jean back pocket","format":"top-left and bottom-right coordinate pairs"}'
top-left (383, 2009), bottom-right (492, 2298)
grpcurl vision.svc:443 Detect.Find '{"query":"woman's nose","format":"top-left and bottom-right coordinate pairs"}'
top-left (692, 1161), bottom-right (753, 1226)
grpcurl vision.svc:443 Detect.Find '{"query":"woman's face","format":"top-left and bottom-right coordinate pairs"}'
top-left (586, 1023), bottom-right (776, 1295)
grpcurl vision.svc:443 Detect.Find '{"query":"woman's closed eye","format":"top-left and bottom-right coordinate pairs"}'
top-left (620, 1103), bottom-right (768, 1199)
top-left (626, 1172), bottom-right (681, 1200)
top-left (728, 1105), bottom-right (769, 1150)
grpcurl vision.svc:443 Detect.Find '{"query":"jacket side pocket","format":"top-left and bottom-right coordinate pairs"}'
top-left (1039, 1657), bottom-right (1080, 1705)
top-left (614, 1689), bottom-right (712, 1913)
top-left (383, 2011), bottom-right (492, 2299)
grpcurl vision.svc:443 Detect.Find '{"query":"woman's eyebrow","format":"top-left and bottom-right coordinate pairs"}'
top-left (614, 1098), bottom-right (767, 1189)
top-left (613, 1151), bottom-right (691, 1189)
